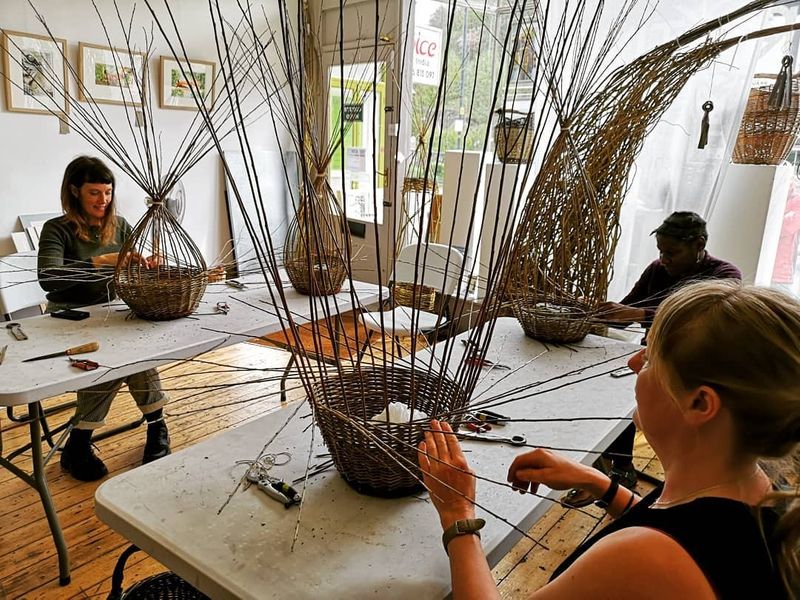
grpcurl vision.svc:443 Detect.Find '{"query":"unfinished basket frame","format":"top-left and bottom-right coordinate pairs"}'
top-left (284, 177), bottom-right (350, 296)
top-left (115, 201), bottom-right (208, 321)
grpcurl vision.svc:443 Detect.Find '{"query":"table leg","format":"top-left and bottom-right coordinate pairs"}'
top-left (280, 354), bottom-right (295, 403)
top-left (28, 402), bottom-right (71, 585)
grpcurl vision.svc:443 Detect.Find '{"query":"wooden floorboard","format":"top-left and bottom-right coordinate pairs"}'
top-left (1, 334), bottom-right (660, 599)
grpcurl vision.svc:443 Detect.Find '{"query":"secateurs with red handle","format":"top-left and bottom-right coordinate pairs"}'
top-left (69, 357), bottom-right (99, 371)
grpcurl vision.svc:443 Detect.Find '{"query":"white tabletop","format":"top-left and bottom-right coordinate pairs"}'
top-left (0, 277), bottom-right (382, 407)
top-left (95, 318), bottom-right (639, 600)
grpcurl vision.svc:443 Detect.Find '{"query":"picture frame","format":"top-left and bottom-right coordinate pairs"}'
top-left (159, 55), bottom-right (216, 110)
top-left (78, 42), bottom-right (145, 106)
top-left (1, 30), bottom-right (69, 115)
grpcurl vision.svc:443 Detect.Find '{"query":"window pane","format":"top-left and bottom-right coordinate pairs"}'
top-left (328, 61), bottom-right (386, 224)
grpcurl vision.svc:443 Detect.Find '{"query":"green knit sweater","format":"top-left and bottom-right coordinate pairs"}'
top-left (37, 215), bottom-right (133, 307)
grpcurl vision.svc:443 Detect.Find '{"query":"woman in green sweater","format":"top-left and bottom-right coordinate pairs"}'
top-left (38, 156), bottom-right (170, 481)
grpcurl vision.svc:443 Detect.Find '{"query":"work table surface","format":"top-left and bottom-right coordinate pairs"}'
top-left (96, 318), bottom-right (638, 600)
top-left (0, 278), bottom-right (382, 407)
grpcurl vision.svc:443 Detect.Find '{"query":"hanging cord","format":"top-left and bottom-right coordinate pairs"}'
top-left (698, 101), bottom-right (714, 149)
top-left (768, 55), bottom-right (794, 110)
top-left (698, 55), bottom-right (717, 150)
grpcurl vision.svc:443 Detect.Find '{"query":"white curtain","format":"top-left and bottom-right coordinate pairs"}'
top-left (607, 1), bottom-right (791, 300)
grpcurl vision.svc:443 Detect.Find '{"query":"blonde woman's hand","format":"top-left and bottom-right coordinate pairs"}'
top-left (507, 448), bottom-right (606, 497)
top-left (418, 420), bottom-right (476, 530)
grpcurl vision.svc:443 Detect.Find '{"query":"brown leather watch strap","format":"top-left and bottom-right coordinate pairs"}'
top-left (442, 518), bottom-right (486, 555)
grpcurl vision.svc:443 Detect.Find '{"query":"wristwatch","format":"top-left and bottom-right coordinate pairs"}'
top-left (442, 518), bottom-right (486, 555)
top-left (594, 480), bottom-right (620, 509)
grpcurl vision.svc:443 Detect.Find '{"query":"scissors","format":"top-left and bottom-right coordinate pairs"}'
top-left (456, 431), bottom-right (527, 446)
top-left (215, 302), bottom-right (230, 315)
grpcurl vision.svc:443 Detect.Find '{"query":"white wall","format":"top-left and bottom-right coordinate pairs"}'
top-left (708, 164), bottom-right (794, 285)
top-left (0, 0), bottom-right (291, 262)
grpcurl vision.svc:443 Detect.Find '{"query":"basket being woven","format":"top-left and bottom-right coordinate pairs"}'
top-left (284, 254), bottom-right (347, 296)
top-left (116, 265), bottom-right (207, 321)
top-left (732, 81), bottom-right (800, 165)
top-left (393, 282), bottom-right (437, 312)
top-left (512, 298), bottom-right (592, 344)
top-left (309, 365), bottom-right (467, 497)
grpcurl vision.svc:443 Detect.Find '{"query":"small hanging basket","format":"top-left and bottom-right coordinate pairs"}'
top-left (309, 365), bottom-right (467, 497)
top-left (115, 201), bottom-right (208, 321)
top-left (732, 78), bottom-right (800, 165)
top-left (512, 297), bottom-right (593, 344)
top-left (495, 109), bottom-right (534, 164)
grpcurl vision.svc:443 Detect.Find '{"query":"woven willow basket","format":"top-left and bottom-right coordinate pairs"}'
top-left (732, 81), bottom-right (800, 165)
top-left (512, 298), bottom-right (592, 344)
top-left (310, 366), bottom-right (467, 497)
top-left (393, 282), bottom-right (436, 311)
top-left (116, 265), bottom-right (207, 321)
top-left (114, 202), bottom-right (208, 321)
top-left (402, 177), bottom-right (437, 195)
top-left (284, 254), bottom-right (347, 296)
top-left (284, 179), bottom-right (349, 296)
top-left (495, 110), bottom-right (534, 164)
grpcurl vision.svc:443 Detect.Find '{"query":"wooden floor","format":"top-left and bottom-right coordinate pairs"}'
top-left (0, 335), bottom-right (661, 599)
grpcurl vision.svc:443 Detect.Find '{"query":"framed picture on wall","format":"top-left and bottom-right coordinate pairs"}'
top-left (1, 30), bottom-right (69, 115)
top-left (78, 42), bottom-right (145, 106)
top-left (159, 56), bottom-right (215, 110)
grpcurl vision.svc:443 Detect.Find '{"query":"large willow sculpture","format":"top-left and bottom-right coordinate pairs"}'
top-left (503, 1), bottom-right (800, 344)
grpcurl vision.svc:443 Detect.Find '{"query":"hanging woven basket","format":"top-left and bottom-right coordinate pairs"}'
top-left (115, 200), bottom-right (208, 321)
top-left (732, 78), bottom-right (800, 165)
top-left (495, 109), bottom-right (534, 164)
top-left (309, 365), bottom-right (467, 497)
top-left (284, 177), bottom-right (349, 296)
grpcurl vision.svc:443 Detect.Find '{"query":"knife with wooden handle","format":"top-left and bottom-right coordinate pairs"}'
top-left (22, 342), bottom-right (100, 363)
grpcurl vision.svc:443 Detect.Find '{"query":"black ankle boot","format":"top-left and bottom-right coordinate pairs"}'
top-left (60, 429), bottom-right (108, 482)
top-left (142, 418), bottom-right (170, 464)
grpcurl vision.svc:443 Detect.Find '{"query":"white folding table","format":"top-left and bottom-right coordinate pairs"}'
top-left (95, 317), bottom-right (639, 599)
top-left (0, 277), bottom-right (382, 585)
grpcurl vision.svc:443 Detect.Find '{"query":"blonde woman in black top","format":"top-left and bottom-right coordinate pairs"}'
top-left (420, 281), bottom-right (798, 599)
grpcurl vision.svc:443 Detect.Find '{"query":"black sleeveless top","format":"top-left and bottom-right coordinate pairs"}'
top-left (551, 485), bottom-right (785, 599)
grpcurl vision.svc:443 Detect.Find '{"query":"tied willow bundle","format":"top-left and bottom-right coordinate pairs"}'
top-left (768, 55), bottom-right (794, 110)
